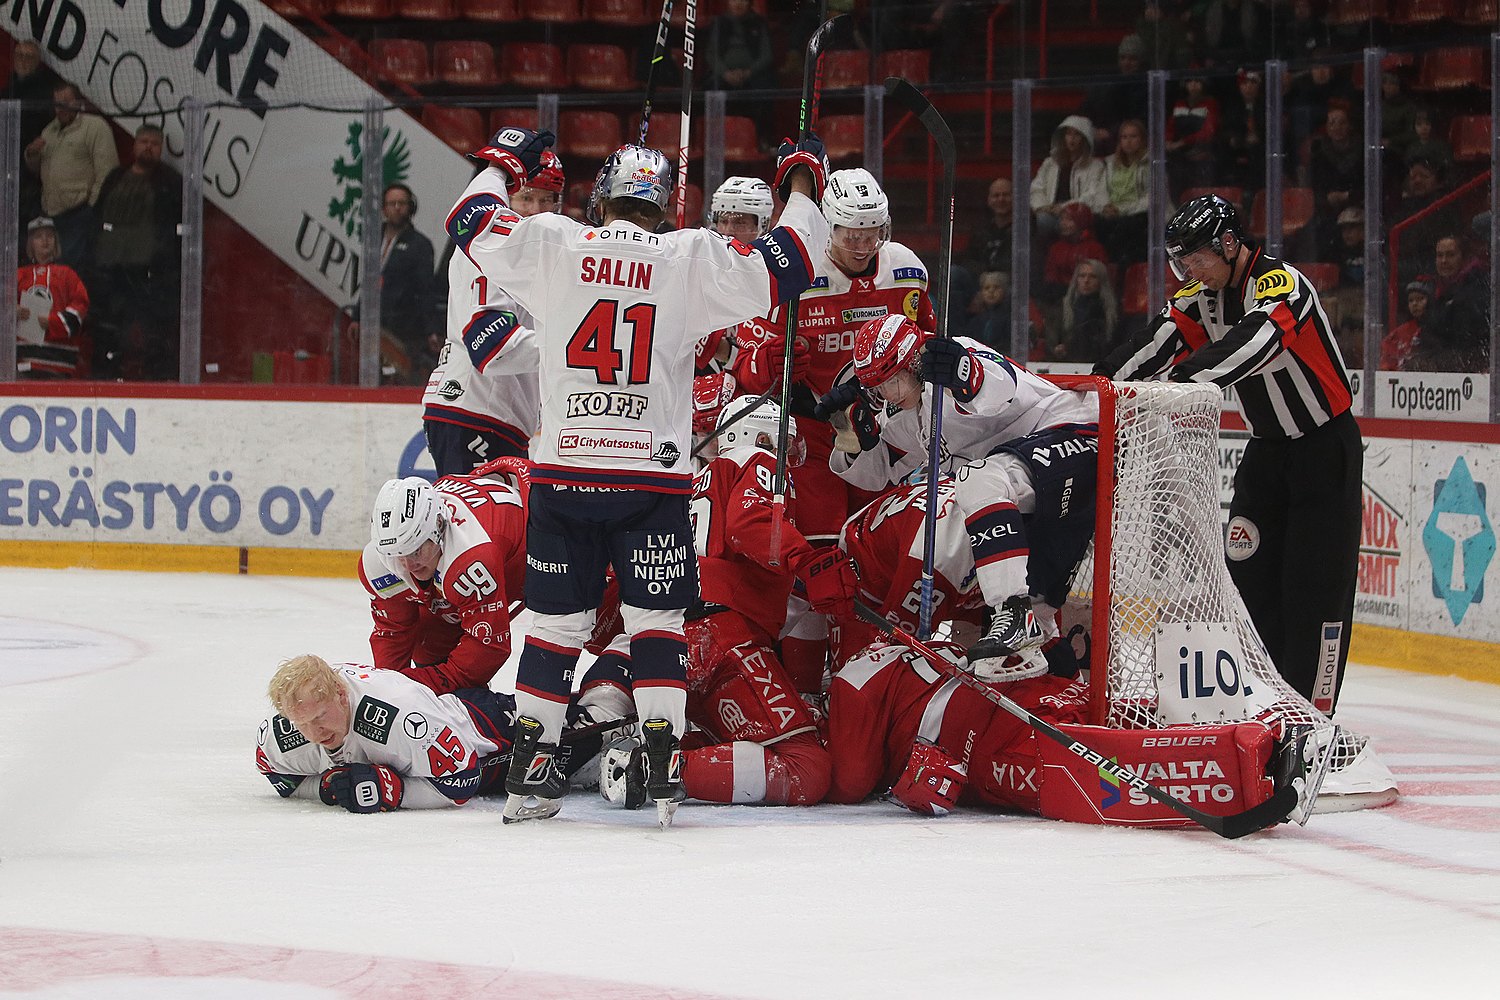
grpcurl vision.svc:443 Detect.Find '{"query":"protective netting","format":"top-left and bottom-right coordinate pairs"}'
top-left (1070, 381), bottom-right (1369, 777)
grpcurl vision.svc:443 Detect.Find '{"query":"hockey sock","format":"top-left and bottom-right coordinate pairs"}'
top-left (629, 629), bottom-right (689, 736)
top-left (682, 734), bottom-right (831, 805)
top-left (964, 500), bottom-right (1029, 607)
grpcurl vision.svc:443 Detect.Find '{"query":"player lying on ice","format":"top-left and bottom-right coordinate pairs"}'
top-left (814, 314), bottom-right (1100, 680)
top-left (358, 460), bottom-right (531, 695)
top-left (255, 653), bottom-right (627, 813)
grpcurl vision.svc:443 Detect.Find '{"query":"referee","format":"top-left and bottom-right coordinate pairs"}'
top-left (1096, 195), bottom-right (1362, 714)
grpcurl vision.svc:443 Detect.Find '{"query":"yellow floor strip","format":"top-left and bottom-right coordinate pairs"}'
top-left (1350, 623), bottom-right (1500, 685)
top-left (0, 541), bottom-right (356, 579)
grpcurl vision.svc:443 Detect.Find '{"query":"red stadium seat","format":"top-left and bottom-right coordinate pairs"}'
top-left (369, 39), bottom-right (432, 87)
top-left (1120, 263), bottom-right (1185, 314)
top-left (331, 0), bottom-right (394, 16)
top-left (558, 109), bottom-right (625, 161)
top-left (423, 105), bottom-right (487, 154)
top-left (1296, 262), bottom-right (1342, 291)
top-left (316, 35), bottom-right (370, 74)
top-left (266, 0), bottom-right (329, 18)
top-left (819, 114), bottom-right (866, 161)
top-left (569, 45), bottom-right (636, 91)
top-left (721, 115), bottom-right (762, 162)
top-left (434, 42), bottom-right (499, 87)
top-left (397, 0), bottom-right (457, 17)
top-left (491, 107), bottom-right (539, 135)
top-left (1414, 46), bottom-right (1488, 91)
top-left (500, 42), bottom-right (567, 90)
top-left (1456, 0), bottom-right (1500, 26)
top-left (634, 113), bottom-right (681, 158)
top-left (1250, 187), bottom-right (1315, 240)
top-left (526, 0), bottom-right (583, 22)
top-left (459, 0), bottom-right (524, 19)
top-left (1389, 0), bottom-right (1459, 25)
top-left (877, 49), bottom-right (931, 86)
top-left (1324, 0), bottom-right (1391, 25)
top-left (821, 50), bottom-right (869, 90)
top-left (586, 0), bottom-right (653, 26)
top-left (1449, 114), bottom-right (1493, 161)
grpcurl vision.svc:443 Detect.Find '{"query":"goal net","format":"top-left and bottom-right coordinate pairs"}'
top-left (1059, 378), bottom-right (1397, 812)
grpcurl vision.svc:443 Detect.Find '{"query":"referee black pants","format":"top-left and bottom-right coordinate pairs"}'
top-left (1225, 410), bottom-right (1363, 713)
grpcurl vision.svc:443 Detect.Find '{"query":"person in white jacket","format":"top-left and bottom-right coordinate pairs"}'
top-left (1029, 113), bottom-right (1108, 243)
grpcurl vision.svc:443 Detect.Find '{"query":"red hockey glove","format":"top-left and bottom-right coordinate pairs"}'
top-left (473, 126), bottom-right (557, 193)
top-left (775, 133), bottom-right (830, 202)
top-left (319, 764), bottom-right (404, 813)
top-left (797, 547), bottom-right (859, 623)
top-left (919, 337), bottom-right (985, 403)
top-left (890, 740), bottom-right (968, 816)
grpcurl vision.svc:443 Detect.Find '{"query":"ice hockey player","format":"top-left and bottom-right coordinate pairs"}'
top-left (825, 640), bottom-right (1305, 828)
top-left (597, 394), bottom-right (858, 809)
top-left (1094, 194), bottom-right (1362, 714)
top-left (357, 467), bottom-right (526, 695)
top-left (422, 134), bottom-right (567, 474)
top-left (459, 126), bottom-right (831, 825)
top-left (816, 314), bottom-right (1100, 679)
top-left (690, 370), bottom-right (738, 465)
top-left (694, 176), bottom-right (779, 377)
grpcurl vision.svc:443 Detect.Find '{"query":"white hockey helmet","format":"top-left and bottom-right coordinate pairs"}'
top-left (370, 477), bottom-right (445, 558)
top-left (709, 176), bottom-right (774, 236)
top-left (587, 144), bottom-right (675, 225)
top-left (717, 394), bottom-right (804, 466)
top-left (823, 167), bottom-right (891, 247)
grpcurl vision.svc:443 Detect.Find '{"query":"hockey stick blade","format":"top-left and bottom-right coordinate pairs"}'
top-left (882, 78), bottom-right (957, 168)
top-left (852, 600), bottom-right (1299, 839)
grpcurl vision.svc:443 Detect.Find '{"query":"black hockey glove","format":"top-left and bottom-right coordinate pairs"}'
top-left (920, 337), bottom-right (985, 403)
top-left (812, 380), bottom-right (862, 421)
top-left (817, 382), bottom-right (881, 453)
top-left (775, 133), bottom-right (830, 202)
top-left (319, 763), bottom-right (404, 813)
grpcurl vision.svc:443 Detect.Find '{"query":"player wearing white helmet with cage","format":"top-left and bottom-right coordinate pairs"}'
top-left (695, 177), bottom-right (778, 375)
top-left (357, 466), bottom-right (528, 694)
top-left (458, 126), bottom-right (831, 826)
top-left (422, 133), bottom-right (568, 475)
top-left (814, 313), bottom-right (1099, 680)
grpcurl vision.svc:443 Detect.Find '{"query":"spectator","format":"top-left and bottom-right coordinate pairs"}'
top-left (1409, 235), bottom-right (1489, 373)
top-left (1277, 0), bottom-right (1331, 62)
top-left (1380, 72), bottom-right (1419, 166)
top-left (1403, 108), bottom-right (1453, 183)
top-left (1097, 118), bottom-right (1153, 266)
top-left (93, 124), bottom-right (183, 381)
top-left (962, 176), bottom-right (1037, 280)
top-left (1380, 277), bottom-right (1432, 370)
top-left (1029, 114), bottom-right (1107, 243)
top-left (1286, 57), bottom-right (1357, 161)
top-left (1165, 76), bottom-right (1220, 195)
top-left (956, 270), bottom-right (1044, 356)
top-left (15, 216), bottom-right (88, 379)
top-left (1329, 207), bottom-right (1365, 287)
top-left (703, 0), bottom-right (776, 144)
top-left (875, 0), bottom-right (977, 84)
top-left (1200, 0), bottom-right (1268, 70)
top-left (1136, 0), bottom-right (1193, 71)
top-left (4, 39), bottom-right (59, 241)
top-left (22, 81), bottom-right (118, 270)
top-left (1306, 104), bottom-right (1362, 254)
top-left (350, 182), bottom-right (436, 385)
top-left (1048, 258), bottom-right (1119, 363)
top-left (1080, 34), bottom-right (1150, 154)
top-left (1041, 202), bottom-right (1108, 304)
top-left (1392, 156), bottom-right (1458, 283)
top-left (1219, 68), bottom-right (1266, 191)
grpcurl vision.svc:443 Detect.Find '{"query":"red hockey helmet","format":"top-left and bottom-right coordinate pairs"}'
top-left (525, 149), bottom-right (566, 194)
top-left (852, 314), bottom-right (930, 390)
top-left (692, 372), bottom-right (738, 435)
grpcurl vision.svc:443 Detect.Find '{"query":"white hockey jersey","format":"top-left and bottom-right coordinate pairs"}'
top-left (422, 166), bottom-right (542, 455)
top-left (254, 664), bottom-right (513, 808)
top-left (461, 192), bottom-right (828, 493)
top-left (832, 337), bottom-right (1099, 491)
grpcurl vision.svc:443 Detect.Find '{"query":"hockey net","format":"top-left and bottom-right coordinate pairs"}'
top-left (1057, 377), bottom-right (1395, 809)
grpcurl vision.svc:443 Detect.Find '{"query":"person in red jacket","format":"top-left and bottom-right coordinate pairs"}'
top-left (16, 216), bottom-right (88, 378)
top-left (1040, 202), bottom-right (1108, 304)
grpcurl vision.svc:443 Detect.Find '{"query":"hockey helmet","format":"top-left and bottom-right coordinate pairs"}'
top-left (717, 393), bottom-right (804, 466)
top-left (587, 144), bottom-right (675, 225)
top-left (853, 314), bottom-right (929, 390)
top-left (823, 167), bottom-right (891, 250)
top-left (370, 476), bottom-right (445, 559)
top-left (524, 149), bottom-right (566, 194)
top-left (1164, 194), bottom-right (1242, 280)
top-left (693, 372), bottom-right (738, 435)
top-left (709, 176), bottom-right (774, 237)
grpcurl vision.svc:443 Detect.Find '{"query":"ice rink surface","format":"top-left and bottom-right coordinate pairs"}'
top-left (0, 567), bottom-right (1496, 999)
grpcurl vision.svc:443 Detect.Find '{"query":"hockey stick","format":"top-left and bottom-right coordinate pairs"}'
top-left (882, 78), bottom-right (955, 640)
top-left (851, 599), bottom-right (1305, 839)
top-left (674, 0), bottom-right (697, 229)
top-left (638, 0), bottom-right (677, 146)
top-left (769, 10), bottom-right (844, 566)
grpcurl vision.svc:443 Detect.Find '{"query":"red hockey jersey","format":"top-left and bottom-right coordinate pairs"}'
top-left (16, 262), bottom-right (88, 377)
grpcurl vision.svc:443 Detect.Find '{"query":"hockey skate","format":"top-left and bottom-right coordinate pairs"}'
top-left (967, 596), bottom-right (1045, 678)
top-left (599, 736), bottom-right (648, 810)
top-left (502, 715), bottom-right (568, 824)
top-left (641, 718), bottom-right (685, 829)
top-left (1274, 723), bottom-right (1340, 826)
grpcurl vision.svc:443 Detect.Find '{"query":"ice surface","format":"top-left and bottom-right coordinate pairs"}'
top-left (0, 568), bottom-right (1496, 999)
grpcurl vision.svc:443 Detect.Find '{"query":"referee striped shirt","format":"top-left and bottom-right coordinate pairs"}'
top-left (1098, 248), bottom-right (1353, 439)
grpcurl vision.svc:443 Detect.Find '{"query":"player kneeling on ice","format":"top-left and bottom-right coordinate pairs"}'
top-left (594, 394), bottom-right (859, 808)
top-left (815, 315), bottom-right (1099, 680)
top-left (359, 463), bottom-right (529, 695)
top-left (826, 642), bottom-right (1308, 827)
top-left (257, 654), bottom-right (627, 812)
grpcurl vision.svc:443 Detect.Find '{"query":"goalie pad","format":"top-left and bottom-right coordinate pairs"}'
top-left (685, 614), bottom-right (816, 746)
top-left (1032, 722), bottom-right (1276, 828)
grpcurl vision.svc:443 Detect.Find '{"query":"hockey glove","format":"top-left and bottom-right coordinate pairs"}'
top-left (319, 764), bottom-right (404, 813)
top-left (797, 547), bottom-right (859, 624)
top-left (889, 740), bottom-right (968, 817)
top-left (479, 127), bottom-right (557, 193)
top-left (817, 383), bottom-right (882, 453)
top-left (919, 337), bottom-right (984, 403)
top-left (774, 133), bottom-right (830, 202)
